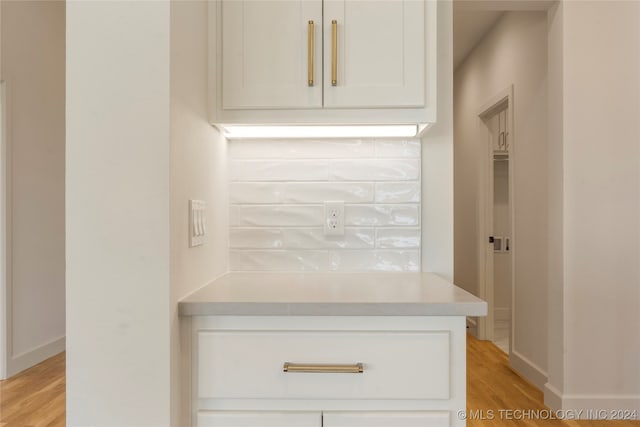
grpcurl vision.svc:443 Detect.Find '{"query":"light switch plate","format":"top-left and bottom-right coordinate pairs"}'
top-left (189, 200), bottom-right (206, 247)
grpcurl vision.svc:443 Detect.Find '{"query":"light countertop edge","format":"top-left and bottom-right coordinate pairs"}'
top-left (178, 272), bottom-right (488, 317)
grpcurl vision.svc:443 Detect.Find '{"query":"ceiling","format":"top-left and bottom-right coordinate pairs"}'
top-left (453, 9), bottom-right (504, 70)
top-left (452, 0), bottom-right (554, 70)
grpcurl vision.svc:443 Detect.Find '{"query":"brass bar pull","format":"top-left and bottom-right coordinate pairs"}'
top-left (331, 20), bottom-right (338, 86)
top-left (308, 20), bottom-right (314, 86)
top-left (283, 362), bottom-right (364, 374)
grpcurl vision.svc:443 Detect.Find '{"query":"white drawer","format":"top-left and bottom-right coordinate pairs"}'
top-left (324, 411), bottom-right (450, 427)
top-left (197, 411), bottom-right (321, 427)
top-left (197, 330), bottom-right (450, 400)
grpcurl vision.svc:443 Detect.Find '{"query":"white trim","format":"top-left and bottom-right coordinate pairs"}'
top-left (544, 382), bottom-right (563, 410)
top-left (0, 81), bottom-right (6, 379)
top-left (505, 92), bottom-right (516, 359)
top-left (475, 108), bottom-right (492, 340)
top-left (494, 307), bottom-right (511, 322)
top-left (510, 349), bottom-right (548, 391)
top-left (545, 383), bottom-right (640, 417)
top-left (466, 317), bottom-right (478, 338)
top-left (556, 395), bottom-right (640, 415)
top-left (7, 336), bottom-right (65, 377)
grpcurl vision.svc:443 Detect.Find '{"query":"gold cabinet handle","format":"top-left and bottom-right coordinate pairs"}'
top-left (308, 20), bottom-right (314, 86)
top-left (331, 20), bottom-right (338, 86)
top-left (283, 362), bottom-right (364, 374)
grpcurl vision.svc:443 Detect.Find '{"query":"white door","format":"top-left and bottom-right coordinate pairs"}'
top-left (323, 411), bottom-right (450, 427)
top-left (491, 110), bottom-right (512, 354)
top-left (323, 0), bottom-right (425, 109)
top-left (221, 0), bottom-right (323, 109)
top-left (198, 411), bottom-right (321, 427)
top-left (477, 92), bottom-right (513, 356)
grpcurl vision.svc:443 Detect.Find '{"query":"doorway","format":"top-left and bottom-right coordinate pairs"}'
top-left (477, 87), bottom-right (514, 354)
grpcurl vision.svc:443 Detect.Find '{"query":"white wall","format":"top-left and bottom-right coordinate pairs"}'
top-left (169, 1), bottom-right (229, 425)
top-left (228, 139), bottom-right (421, 272)
top-left (0, 2), bottom-right (4, 378)
top-left (546, 0), bottom-right (640, 413)
top-left (66, 2), bottom-right (171, 425)
top-left (1, 0), bottom-right (65, 377)
top-left (422, 0), bottom-right (453, 280)
top-left (454, 12), bottom-right (549, 386)
top-left (545, 0), bottom-right (565, 406)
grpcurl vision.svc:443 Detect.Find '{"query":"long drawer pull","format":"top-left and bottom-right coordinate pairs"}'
top-left (307, 20), bottom-right (314, 86)
top-left (283, 362), bottom-right (364, 374)
top-left (331, 20), bottom-right (338, 86)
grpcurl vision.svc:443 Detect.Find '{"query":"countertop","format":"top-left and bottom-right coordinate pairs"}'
top-left (179, 272), bottom-right (487, 317)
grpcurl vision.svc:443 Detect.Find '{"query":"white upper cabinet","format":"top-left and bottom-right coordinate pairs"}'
top-left (323, 0), bottom-right (424, 109)
top-left (221, 0), bottom-right (323, 109)
top-left (210, 0), bottom-right (437, 125)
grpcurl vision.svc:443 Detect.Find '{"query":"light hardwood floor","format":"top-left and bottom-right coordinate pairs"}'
top-left (0, 336), bottom-right (638, 426)
top-left (0, 352), bottom-right (65, 426)
top-left (467, 336), bottom-right (639, 427)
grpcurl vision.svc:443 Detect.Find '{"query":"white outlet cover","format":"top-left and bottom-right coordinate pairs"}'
top-left (324, 201), bottom-right (345, 236)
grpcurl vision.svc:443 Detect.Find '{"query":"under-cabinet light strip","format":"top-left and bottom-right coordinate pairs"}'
top-left (222, 124), bottom-right (418, 139)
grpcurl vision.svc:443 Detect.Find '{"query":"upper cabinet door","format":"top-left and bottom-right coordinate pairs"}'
top-left (323, 0), bottom-right (425, 109)
top-left (222, 0), bottom-right (323, 109)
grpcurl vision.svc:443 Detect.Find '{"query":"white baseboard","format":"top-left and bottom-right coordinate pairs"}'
top-left (466, 317), bottom-right (478, 338)
top-left (544, 382), bottom-right (563, 410)
top-left (8, 336), bottom-right (65, 377)
top-left (510, 349), bottom-right (548, 390)
top-left (544, 383), bottom-right (640, 418)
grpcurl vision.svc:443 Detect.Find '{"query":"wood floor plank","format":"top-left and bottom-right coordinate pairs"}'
top-left (0, 352), bottom-right (65, 427)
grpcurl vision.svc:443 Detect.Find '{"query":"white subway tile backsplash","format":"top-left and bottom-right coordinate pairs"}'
top-left (229, 139), bottom-right (376, 159)
top-left (375, 140), bottom-right (421, 158)
top-left (229, 205), bottom-right (240, 226)
top-left (345, 205), bottom-right (420, 226)
top-left (230, 183), bottom-right (282, 204)
top-left (329, 250), bottom-right (420, 272)
top-left (329, 159), bottom-right (420, 181)
top-left (230, 160), bottom-right (329, 181)
top-left (376, 228), bottom-right (421, 248)
top-left (231, 228), bottom-right (375, 250)
top-left (230, 182), bottom-right (375, 204)
top-left (230, 250), bottom-right (329, 271)
top-left (375, 182), bottom-right (421, 203)
top-left (236, 205), bottom-right (323, 226)
top-left (282, 228), bottom-right (374, 249)
top-left (230, 228), bottom-right (284, 249)
top-left (281, 182), bottom-right (375, 203)
top-left (228, 139), bottom-right (421, 272)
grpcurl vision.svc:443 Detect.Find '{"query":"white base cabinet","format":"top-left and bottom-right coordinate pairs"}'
top-left (191, 316), bottom-right (467, 427)
top-left (198, 330), bottom-right (449, 400)
top-left (198, 411), bottom-right (449, 427)
top-left (198, 411), bottom-right (321, 427)
top-left (324, 411), bottom-right (450, 427)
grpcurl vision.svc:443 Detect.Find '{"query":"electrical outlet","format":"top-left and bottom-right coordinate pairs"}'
top-left (324, 201), bottom-right (345, 236)
top-left (189, 200), bottom-right (206, 247)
